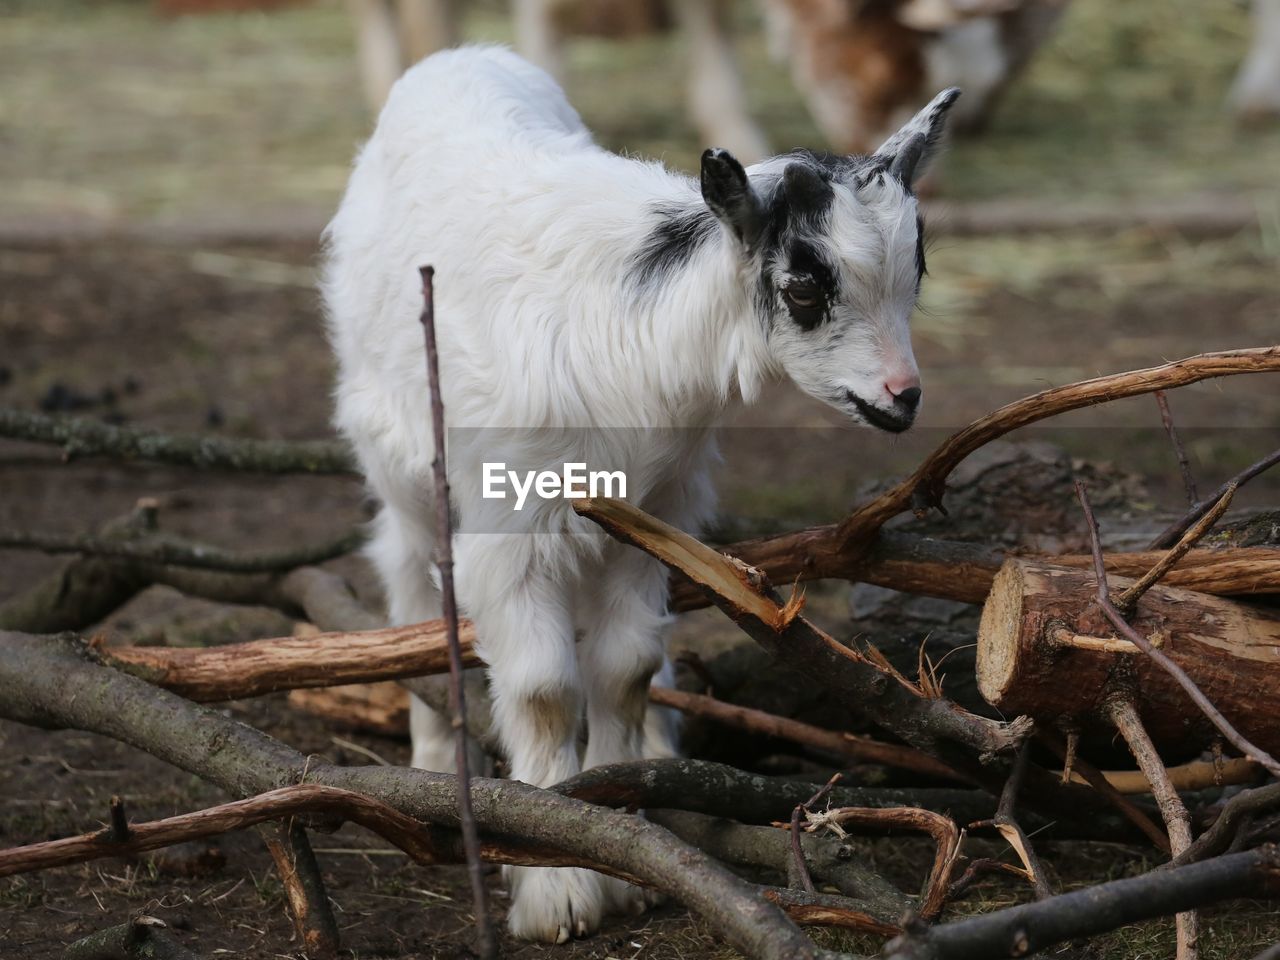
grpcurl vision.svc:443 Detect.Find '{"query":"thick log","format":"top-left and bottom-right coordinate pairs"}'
top-left (977, 559), bottom-right (1280, 755)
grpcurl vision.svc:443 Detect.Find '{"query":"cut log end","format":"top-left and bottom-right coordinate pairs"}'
top-left (977, 558), bottom-right (1280, 756)
top-left (976, 558), bottom-right (1028, 708)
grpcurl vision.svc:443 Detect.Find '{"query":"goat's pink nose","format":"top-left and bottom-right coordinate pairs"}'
top-left (885, 375), bottom-right (922, 414)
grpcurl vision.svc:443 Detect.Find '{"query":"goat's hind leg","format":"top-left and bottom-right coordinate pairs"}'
top-left (366, 507), bottom-right (460, 773)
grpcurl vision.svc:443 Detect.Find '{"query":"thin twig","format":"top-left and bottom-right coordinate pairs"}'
top-left (1150, 444), bottom-right (1280, 549)
top-left (1076, 481), bottom-right (1280, 779)
top-left (418, 265), bottom-right (495, 960)
top-left (0, 406), bottom-right (356, 474)
top-left (839, 346), bottom-right (1280, 550)
top-left (1116, 483), bottom-right (1236, 613)
top-left (647, 686), bottom-right (961, 781)
top-left (1037, 730), bottom-right (1170, 851)
top-left (970, 741), bottom-right (1051, 900)
top-left (805, 806), bottom-right (961, 921)
top-left (0, 527), bottom-right (365, 573)
top-left (789, 774), bottom-right (842, 895)
top-left (1108, 697), bottom-right (1199, 960)
top-left (1156, 391), bottom-right (1198, 507)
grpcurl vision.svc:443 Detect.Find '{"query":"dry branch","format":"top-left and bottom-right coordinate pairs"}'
top-left (646, 808), bottom-right (911, 921)
top-left (260, 819), bottom-right (339, 960)
top-left (672, 526), bottom-right (1280, 615)
top-left (0, 527), bottom-right (364, 573)
top-left (1108, 698), bottom-right (1199, 958)
top-left (0, 784), bottom-right (445, 878)
top-left (0, 406), bottom-right (356, 474)
top-left (803, 806), bottom-right (961, 921)
top-left (100, 619), bottom-right (481, 701)
top-left (648, 686), bottom-right (961, 780)
top-left (836, 346), bottom-right (1280, 550)
top-left (417, 263), bottom-right (494, 960)
top-left (881, 844), bottom-right (1280, 960)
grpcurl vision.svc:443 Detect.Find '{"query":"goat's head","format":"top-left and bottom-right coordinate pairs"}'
top-left (702, 88), bottom-right (960, 433)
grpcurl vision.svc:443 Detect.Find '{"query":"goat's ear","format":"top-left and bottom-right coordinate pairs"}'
top-left (701, 148), bottom-right (764, 250)
top-left (871, 87), bottom-right (962, 190)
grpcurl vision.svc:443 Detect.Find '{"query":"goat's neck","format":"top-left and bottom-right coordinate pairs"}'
top-left (629, 220), bottom-right (775, 424)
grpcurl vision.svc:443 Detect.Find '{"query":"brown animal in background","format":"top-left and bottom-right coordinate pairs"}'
top-left (769, 0), bottom-right (1069, 154)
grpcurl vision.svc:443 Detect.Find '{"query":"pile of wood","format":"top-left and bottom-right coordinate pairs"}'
top-left (2, 344), bottom-right (1279, 960)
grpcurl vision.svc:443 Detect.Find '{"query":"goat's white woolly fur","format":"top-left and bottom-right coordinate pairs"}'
top-left (323, 44), bottom-right (938, 942)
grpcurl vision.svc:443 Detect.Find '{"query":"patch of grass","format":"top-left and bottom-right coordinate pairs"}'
top-left (3, 0), bottom-right (1278, 222)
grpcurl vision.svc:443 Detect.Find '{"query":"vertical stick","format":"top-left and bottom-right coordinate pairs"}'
top-left (262, 820), bottom-right (340, 960)
top-left (1155, 390), bottom-right (1198, 507)
top-left (418, 265), bottom-right (497, 960)
top-left (1108, 697), bottom-right (1199, 960)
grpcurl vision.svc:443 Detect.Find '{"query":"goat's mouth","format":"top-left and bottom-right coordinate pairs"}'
top-left (845, 391), bottom-right (914, 434)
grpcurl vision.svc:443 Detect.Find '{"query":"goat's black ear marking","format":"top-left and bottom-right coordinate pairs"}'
top-left (701, 148), bottom-right (764, 250)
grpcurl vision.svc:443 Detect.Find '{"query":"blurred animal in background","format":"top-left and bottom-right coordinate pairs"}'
top-left (1230, 0), bottom-right (1280, 122)
top-left (323, 45), bottom-right (958, 939)
top-left (767, 0), bottom-right (1070, 154)
top-left (344, 0), bottom-right (1066, 163)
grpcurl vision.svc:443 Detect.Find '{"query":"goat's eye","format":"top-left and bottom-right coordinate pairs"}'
top-left (783, 286), bottom-right (820, 309)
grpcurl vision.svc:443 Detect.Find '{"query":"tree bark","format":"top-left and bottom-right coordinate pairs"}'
top-left (977, 559), bottom-right (1280, 755)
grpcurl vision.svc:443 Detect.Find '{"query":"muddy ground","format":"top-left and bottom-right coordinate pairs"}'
top-left (1, 235), bottom-right (1277, 958)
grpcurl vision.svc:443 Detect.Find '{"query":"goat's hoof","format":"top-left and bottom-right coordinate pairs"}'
top-left (602, 874), bottom-right (665, 916)
top-left (506, 865), bottom-right (604, 942)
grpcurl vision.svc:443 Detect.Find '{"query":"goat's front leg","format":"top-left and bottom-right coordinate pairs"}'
top-left (579, 547), bottom-right (673, 916)
top-left (456, 535), bottom-right (602, 943)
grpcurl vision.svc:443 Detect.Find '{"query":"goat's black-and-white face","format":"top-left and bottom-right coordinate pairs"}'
top-left (701, 88), bottom-right (960, 433)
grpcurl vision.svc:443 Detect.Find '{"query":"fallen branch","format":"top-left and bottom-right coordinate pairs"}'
top-left (977, 556), bottom-right (1280, 758)
top-left (0, 784), bottom-right (445, 879)
top-left (0, 406), bottom-right (356, 474)
top-left (837, 346), bottom-right (1280, 551)
top-left (672, 526), bottom-right (1280, 615)
top-left (646, 808), bottom-right (910, 921)
top-left (648, 686), bottom-right (962, 781)
top-left (100, 618), bottom-right (480, 701)
top-left (1115, 482), bottom-right (1236, 612)
top-left (0, 527), bottom-right (364, 573)
top-left (260, 819), bottom-right (339, 960)
top-left (1155, 390), bottom-right (1198, 507)
top-left (803, 806), bottom-right (961, 921)
top-left (880, 844), bottom-right (1280, 960)
top-left (1175, 781), bottom-right (1280, 867)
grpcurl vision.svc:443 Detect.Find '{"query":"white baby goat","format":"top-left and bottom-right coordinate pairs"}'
top-left (323, 44), bottom-right (958, 943)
